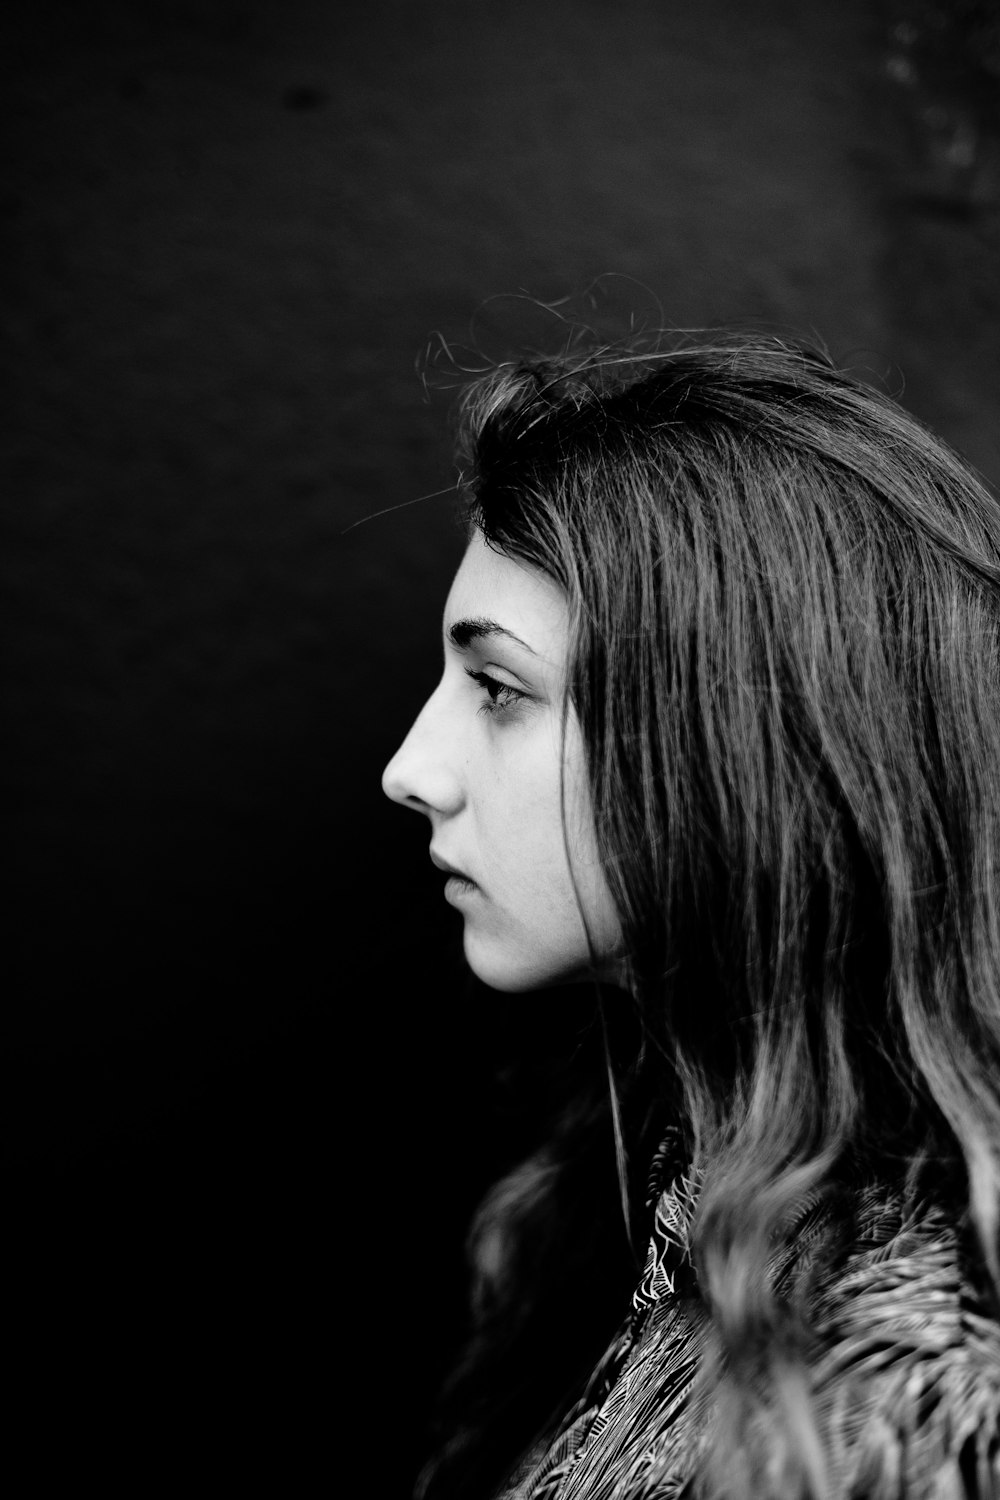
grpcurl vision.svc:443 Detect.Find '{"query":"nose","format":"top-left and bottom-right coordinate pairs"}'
top-left (381, 680), bottom-right (464, 817)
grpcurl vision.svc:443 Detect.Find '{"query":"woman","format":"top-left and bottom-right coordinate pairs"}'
top-left (382, 334), bottom-right (1000, 1499)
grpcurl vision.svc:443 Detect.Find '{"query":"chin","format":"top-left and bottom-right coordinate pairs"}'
top-left (463, 933), bottom-right (597, 994)
top-left (463, 945), bottom-right (551, 993)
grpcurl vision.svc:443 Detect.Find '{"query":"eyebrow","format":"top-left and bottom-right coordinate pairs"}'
top-left (447, 616), bottom-right (538, 655)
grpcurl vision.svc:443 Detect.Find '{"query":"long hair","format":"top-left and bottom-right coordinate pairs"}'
top-left (422, 334), bottom-right (1000, 1498)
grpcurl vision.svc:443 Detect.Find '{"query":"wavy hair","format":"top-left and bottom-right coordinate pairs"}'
top-left (419, 334), bottom-right (1000, 1498)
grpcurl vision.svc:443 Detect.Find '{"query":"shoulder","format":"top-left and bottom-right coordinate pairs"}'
top-left (808, 1187), bottom-right (1000, 1497)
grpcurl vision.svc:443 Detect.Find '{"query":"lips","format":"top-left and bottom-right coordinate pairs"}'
top-left (430, 849), bottom-right (476, 885)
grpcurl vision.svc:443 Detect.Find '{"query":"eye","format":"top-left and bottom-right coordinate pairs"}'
top-left (465, 668), bottom-right (527, 717)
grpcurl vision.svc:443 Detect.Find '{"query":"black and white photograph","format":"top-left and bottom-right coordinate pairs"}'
top-left (5, 2), bottom-right (1000, 1494)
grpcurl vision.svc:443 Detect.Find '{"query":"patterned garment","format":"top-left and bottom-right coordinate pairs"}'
top-left (498, 1135), bottom-right (1000, 1499)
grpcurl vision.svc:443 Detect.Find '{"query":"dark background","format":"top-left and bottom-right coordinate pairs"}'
top-left (4, 0), bottom-right (999, 1489)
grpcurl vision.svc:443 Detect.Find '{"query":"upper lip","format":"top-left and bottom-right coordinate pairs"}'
top-left (430, 850), bottom-right (474, 881)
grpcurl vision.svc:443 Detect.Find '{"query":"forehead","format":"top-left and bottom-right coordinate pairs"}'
top-left (444, 536), bottom-right (569, 658)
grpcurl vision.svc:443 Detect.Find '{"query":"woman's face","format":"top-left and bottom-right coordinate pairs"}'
top-left (382, 534), bottom-right (623, 992)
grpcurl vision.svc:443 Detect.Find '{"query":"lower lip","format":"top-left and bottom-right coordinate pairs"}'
top-left (444, 875), bottom-right (479, 905)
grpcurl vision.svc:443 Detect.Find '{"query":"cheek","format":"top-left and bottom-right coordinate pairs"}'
top-left (462, 759), bottom-right (623, 990)
top-left (476, 757), bottom-right (579, 918)
top-left (492, 803), bottom-right (573, 911)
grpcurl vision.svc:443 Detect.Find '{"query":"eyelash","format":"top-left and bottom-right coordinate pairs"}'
top-left (465, 668), bottom-right (527, 717)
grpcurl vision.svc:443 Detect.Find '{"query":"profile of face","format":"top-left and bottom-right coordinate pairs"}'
top-left (382, 534), bottom-right (623, 992)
